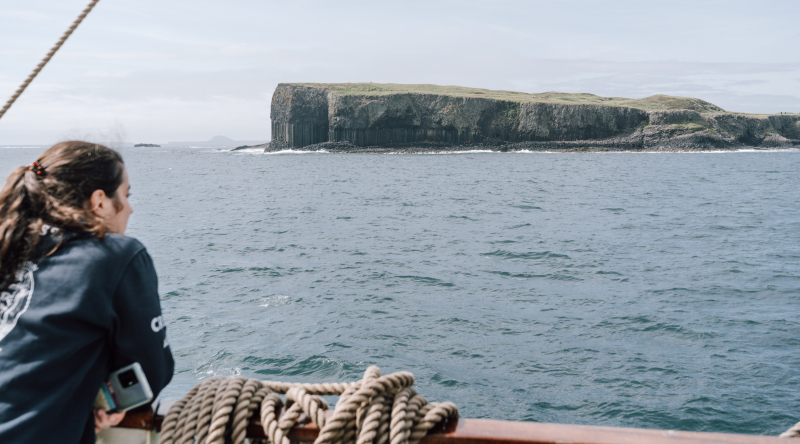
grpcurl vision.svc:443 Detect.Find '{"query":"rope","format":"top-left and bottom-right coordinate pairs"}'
top-left (782, 421), bottom-right (800, 438)
top-left (0, 0), bottom-right (101, 121)
top-left (159, 366), bottom-right (459, 444)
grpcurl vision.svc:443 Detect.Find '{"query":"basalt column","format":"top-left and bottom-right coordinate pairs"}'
top-left (271, 84), bottom-right (330, 148)
top-left (326, 93), bottom-right (519, 146)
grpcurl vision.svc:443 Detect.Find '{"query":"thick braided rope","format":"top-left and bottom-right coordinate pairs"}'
top-left (196, 378), bottom-right (224, 444)
top-left (287, 386), bottom-right (329, 428)
top-left (158, 381), bottom-right (200, 443)
top-left (315, 368), bottom-right (417, 444)
top-left (263, 380), bottom-right (358, 395)
top-left (781, 421), bottom-right (800, 438)
top-left (356, 367), bottom-right (384, 444)
top-left (159, 367), bottom-right (458, 444)
top-left (207, 376), bottom-right (247, 444)
top-left (177, 378), bottom-right (213, 444)
top-left (0, 0), bottom-right (101, 121)
top-left (261, 392), bottom-right (289, 444)
top-left (230, 378), bottom-right (263, 444)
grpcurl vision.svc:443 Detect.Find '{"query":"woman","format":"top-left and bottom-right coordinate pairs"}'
top-left (0, 141), bottom-right (174, 443)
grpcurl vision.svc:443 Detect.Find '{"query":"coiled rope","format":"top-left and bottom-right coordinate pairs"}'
top-left (159, 366), bottom-right (458, 444)
top-left (0, 0), bottom-right (101, 121)
top-left (782, 421), bottom-right (800, 438)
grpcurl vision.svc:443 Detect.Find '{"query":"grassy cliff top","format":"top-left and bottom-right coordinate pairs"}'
top-left (291, 83), bottom-right (727, 113)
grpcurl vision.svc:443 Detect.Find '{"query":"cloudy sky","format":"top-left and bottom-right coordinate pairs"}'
top-left (1, 0), bottom-right (798, 145)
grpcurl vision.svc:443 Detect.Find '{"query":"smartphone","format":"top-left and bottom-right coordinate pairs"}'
top-left (96, 362), bottom-right (154, 412)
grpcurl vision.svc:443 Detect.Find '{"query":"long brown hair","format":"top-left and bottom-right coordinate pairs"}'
top-left (0, 141), bottom-right (125, 291)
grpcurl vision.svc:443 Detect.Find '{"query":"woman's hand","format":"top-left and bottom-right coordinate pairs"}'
top-left (94, 409), bottom-right (126, 433)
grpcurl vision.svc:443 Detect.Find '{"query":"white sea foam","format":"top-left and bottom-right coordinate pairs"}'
top-left (194, 366), bottom-right (242, 379)
top-left (579, 148), bottom-right (800, 154)
top-left (419, 150), bottom-right (495, 155)
top-left (259, 295), bottom-right (291, 307)
top-left (734, 148), bottom-right (799, 153)
top-left (263, 149), bottom-right (329, 154)
top-left (227, 148), bottom-right (265, 155)
top-left (631, 148), bottom-right (800, 154)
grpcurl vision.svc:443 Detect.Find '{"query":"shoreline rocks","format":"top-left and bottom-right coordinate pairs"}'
top-left (260, 139), bottom-right (797, 154)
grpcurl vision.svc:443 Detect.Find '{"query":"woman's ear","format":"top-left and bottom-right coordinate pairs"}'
top-left (89, 189), bottom-right (109, 215)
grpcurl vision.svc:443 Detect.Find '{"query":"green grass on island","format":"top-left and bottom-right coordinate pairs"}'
top-left (292, 82), bottom-right (740, 114)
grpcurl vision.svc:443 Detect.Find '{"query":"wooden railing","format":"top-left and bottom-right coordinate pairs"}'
top-left (117, 403), bottom-right (786, 444)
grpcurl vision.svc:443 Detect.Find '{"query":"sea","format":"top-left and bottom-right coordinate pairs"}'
top-left (2, 146), bottom-right (799, 435)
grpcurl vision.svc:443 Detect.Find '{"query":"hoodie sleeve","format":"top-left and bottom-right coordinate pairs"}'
top-left (110, 249), bottom-right (174, 398)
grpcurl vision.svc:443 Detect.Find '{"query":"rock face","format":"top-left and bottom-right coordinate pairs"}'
top-left (271, 85), bottom-right (330, 147)
top-left (517, 103), bottom-right (648, 141)
top-left (269, 83), bottom-right (800, 150)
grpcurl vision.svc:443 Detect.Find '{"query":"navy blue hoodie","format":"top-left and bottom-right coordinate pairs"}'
top-left (0, 229), bottom-right (174, 443)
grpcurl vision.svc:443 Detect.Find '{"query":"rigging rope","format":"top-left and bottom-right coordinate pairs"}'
top-left (0, 0), bottom-right (101, 121)
top-left (159, 366), bottom-right (459, 444)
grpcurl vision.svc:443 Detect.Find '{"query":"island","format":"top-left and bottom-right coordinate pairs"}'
top-left (134, 143), bottom-right (161, 147)
top-left (264, 83), bottom-right (800, 152)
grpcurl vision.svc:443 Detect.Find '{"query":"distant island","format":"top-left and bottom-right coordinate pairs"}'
top-left (164, 135), bottom-right (268, 149)
top-left (263, 83), bottom-right (800, 152)
top-left (134, 143), bottom-right (161, 147)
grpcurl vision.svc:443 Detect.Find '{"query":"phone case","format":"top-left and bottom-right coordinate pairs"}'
top-left (94, 362), bottom-right (154, 412)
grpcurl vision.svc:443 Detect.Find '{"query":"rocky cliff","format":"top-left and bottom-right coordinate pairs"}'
top-left (268, 83), bottom-right (800, 151)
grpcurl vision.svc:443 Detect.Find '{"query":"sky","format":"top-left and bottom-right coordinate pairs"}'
top-left (0, 0), bottom-right (799, 145)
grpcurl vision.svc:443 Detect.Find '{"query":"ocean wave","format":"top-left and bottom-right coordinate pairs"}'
top-left (258, 295), bottom-right (291, 307)
top-left (227, 148), bottom-right (266, 154)
top-left (263, 149), bottom-right (330, 154)
top-left (409, 150), bottom-right (495, 155)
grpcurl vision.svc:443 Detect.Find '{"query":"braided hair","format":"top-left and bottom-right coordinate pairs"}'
top-left (0, 141), bottom-right (125, 291)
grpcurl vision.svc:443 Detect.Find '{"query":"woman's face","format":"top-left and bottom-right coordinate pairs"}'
top-left (91, 166), bottom-right (133, 234)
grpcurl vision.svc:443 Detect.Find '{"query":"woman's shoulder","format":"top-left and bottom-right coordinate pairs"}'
top-left (31, 233), bottom-right (154, 302)
top-left (93, 234), bottom-right (150, 266)
top-left (50, 231), bottom-right (148, 264)
top-left (102, 233), bottom-right (147, 252)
